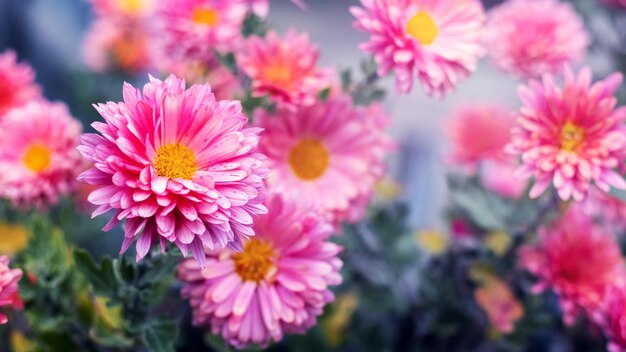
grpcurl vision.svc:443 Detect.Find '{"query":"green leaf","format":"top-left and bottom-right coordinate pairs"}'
top-left (141, 318), bottom-right (178, 352)
top-left (73, 249), bottom-right (118, 296)
top-left (137, 255), bottom-right (179, 287)
top-left (318, 87), bottom-right (331, 101)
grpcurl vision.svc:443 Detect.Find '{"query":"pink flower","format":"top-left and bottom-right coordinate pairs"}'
top-left (237, 30), bottom-right (336, 109)
top-left (0, 256), bottom-right (22, 325)
top-left (507, 66), bottom-right (626, 201)
top-left (78, 75), bottom-right (268, 266)
top-left (580, 189), bottom-right (626, 234)
top-left (600, 284), bottom-right (626, 352)
top-left (0, 51), bottom-right (41, 118)
top-left (89, 0), bottom-right (155, 17)
top-left (519, 208), bottom-right (625, 325)
top-left (156, 0), bottom-right (247, 60)
top-left (0, 101), bottom-right (83, 209)
top-left (256, 97), bottom-right (394, 223)
top-left (177, 194), bottom-right (342, 348)
top-left (446, 104), bottom-right (514, 166)
top-left (600, 0), bottom-right (626, 9)
top-left (481, 160), bottom-right (526, 199)
top-left (474, 275), bottom-right (524, 333)
top-left (485, 0), bottom-right (589, 79)
top-left (351, 0), bottom-right (485, 97)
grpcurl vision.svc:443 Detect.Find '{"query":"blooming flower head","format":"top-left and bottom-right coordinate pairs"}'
top-left (474, 274), bottom-right (523, 334)
top-left (178, 194), bottom-right (342, 348)
top-left (0, 101), bottom-right (83, 209)
top-left (351, 0), bottom-right (486, 97)
top-left (446, 104), bottom-right (514, 166)
top-left (484, 0), bottom-right (588, 79)
top-left (90, 0), bottom-right (155, 17)
top-left (78, 75), bottom-right (267, 265)
top-left (508, 66), bottom-right (626, 201)
top-left (156, 0), bottom-right (247, 60)
top-left (237, 30), bottom-right (336, 109)
top-left (0, 51), bottom-right (41, 118)
top-left (519, 208), bottom-right (625, 325)
top-left (0, 256), bottom-right (22, 325)
top-left (256, 97), bottom-right (394, 223)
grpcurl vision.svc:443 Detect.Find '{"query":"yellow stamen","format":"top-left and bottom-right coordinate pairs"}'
top-left (288, 138), bottom-right (330, 181)
top-left (406, 11), bottom-right (439, 46)
top-left (22, 144), bottom-right (51, 173)
top-left (263, 64), bottom-right (294, 88)
top-left (560, 121), bottom-right (585, 152)
top-left (233, 239), bottom-right (275, 282)
top-left (154, 144), bottom-right (197, 180)
top-left (192, 7), bottom-right (219, 27)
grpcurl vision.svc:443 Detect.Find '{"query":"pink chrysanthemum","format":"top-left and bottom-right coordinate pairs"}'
top-left (519, 208), bottom-right (625, 325)
top-left (156, 0), bottom-right (247, 60)
top-left (0, 51), bottom-right (41, 118)
top-left (256, 97), bottom-right (394, 223)
top-left (178, 194), bottom-right (342, 348)
top-left (78, 75), bottom-right (268, 266)
top-left (90, 0), bottom-right (155, 17)
top-left (0, 256), bottom-right (22, 325)
top-left (484, 0), bottom-right (589, 79)
top-left (446, 104), bottom-right (514, 166)
top-left (600, 284), bottom-right (626, 352)
top-left (0, 101), bottom-right (83, 209)
top-left (237, 30), bottom-right (336, 109)
top-left (351, 0), bottom-right (485, 97)
top-left (507, 66), bottom-right (626, 201)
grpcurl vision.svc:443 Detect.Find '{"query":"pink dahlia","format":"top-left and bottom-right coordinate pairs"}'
top-left (519, 208), bottom-right (625, 325)
top-left (178, 194), bottom-right (342, 348)
top-left (0, 101), bottom-right (83, 209)
top-left (237, 30), bottom-right (336, 109)
top-left (0, 256), bottom-right (22, 324)
top-left (156, 0), bottom-right (247, 60)
top-left (89, 0), bottom-right (155, 17)
top-left (507, 66), bottom-right (626, 201)
top-left (256, 97), bottom-right (394, 223)
top-left (445, 103), bottom-right (514, 166)
top-left (484, 0), bottom-right (589, 79)
top-left (0, 51), bottom-right (41, 118)
top-left (78, 75), bottom-right (267, 265)
top-left (351, 0), bottom-right (485, 97)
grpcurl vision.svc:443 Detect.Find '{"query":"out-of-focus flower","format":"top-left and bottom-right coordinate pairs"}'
top-left (90, 0), bottom-right (155, 17)
top-left (237, 30), bottom-right (336, 109)
top-left (507, 66), bottom-right (626, 201)
top-left (0, 256), bottom-right (23, 324)
top-left (446, 104), bottom-right (514, 166)
top-left (481, 160), bottom-right (526, 199)
top-left (415, 229), bottom-right (449, 255)
top-left (483, 230), bottom-right (511, 256)
top-left (0, 51), bottom-right (41, 118)
top-left (600, 0), bottom-right (626, 9)
top-left (156, 0), bottom-right (247, 59)
top-left (322, 292), bottom-right (359, 346)
top-left (474, 274), bottom-right (523, 334)
top-left (519, 208), bottom-right (624, 325)
top-left (256, 97), bottom-right (394, 223)
top-left (0, 101), bottom-right (83, 209)
top-left (78, 75), bottom-right (267, 266)
top-left (0, 223), bottom-right (29, 256)
top-left (451, 218), bottom-right (471, 238)
top-left (580, 189), bottom-right (626, 234)
top-left (351, 0), bottom-right (485, 97)
top-left (374, 178), bottom-right (402, 201)
top-left (484, 0), bottom-right (588, 79)
top-left (82, 17), bottom-right (153, 74)
top-left (178, 194), bottom-right (342, 348)
top-left (600, 284), bottom-right (626, 352)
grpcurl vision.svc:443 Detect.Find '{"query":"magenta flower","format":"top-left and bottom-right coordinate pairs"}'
top-left (600, 0), bottom-right (626, 8)
top-left (507, 66), bottom-right (626, 201)
top-left (351, 0), bottom-right (485, 97)
top-left (178, 194), bottom-right (342, 348)
top-left (237, 30), bottom-right (336, 109)
top-left (78, 75), bottom-right (267, 265)
top-left (600, 284), bottom-right (626, 352)
top-left (0, 51), bottom-right (41, 118)
top-left (0, 256), bottom-right (22, 325)
top-left (485, 0), bottom-right (589, 79)
top-left (0, 102), bottom-right (83, 209)
top-left (256, 97), bottom-right (394, 223)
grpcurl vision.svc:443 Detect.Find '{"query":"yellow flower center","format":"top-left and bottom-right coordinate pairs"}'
top-left (118, 0), bottom-right (146, 14)
top-left (406, 11), bottom-right (439, 46)
top-left (263, 64), bottom-right (294, 88)
top-left (288, 138), bottom-right (330, 181)
top-left (192, 7), bottom-right (219, 27)
top-left (0, 223), bottom-right (29, 256)
top-left (154, 144), bottom-right (197, 180)
top-left (22, 144), bottom-right (51, 173)
top-left (233, 239), bottom-right (275, 282)
top-left (560, 121), bottom-right (585, 152)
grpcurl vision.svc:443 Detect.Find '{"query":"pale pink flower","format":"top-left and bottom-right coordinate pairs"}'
top-left (89, 0), bottom-right (155, 17)
top-left (446, 104), bottom-right (514, 166)
top-left (237, 30), bottom-right (336, 109)
top-left (78, 75), bottom-right (268, 266)
top-left (156, 0), bottom-right (247, 60)
top-left (481, 160), bottom-right (526, 199)
top-left (256, 97), bottom-right (394, 223)
top-left (178, 194), bottom-right (342, 348)
top-left (351, 0), bottom-right (486, 97)
top-left (0, 51), bottom-right (41, 118)
top-left (507, 66), bottom-right (626, 201)
top-left (485, 0), bottom-right (589, 79)
top-left (0, 101), bottom-right (83, 209)
top-left (519, 208), bottom-right (625, 325)
top-left (0, 256), bottom-right (22, 325)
